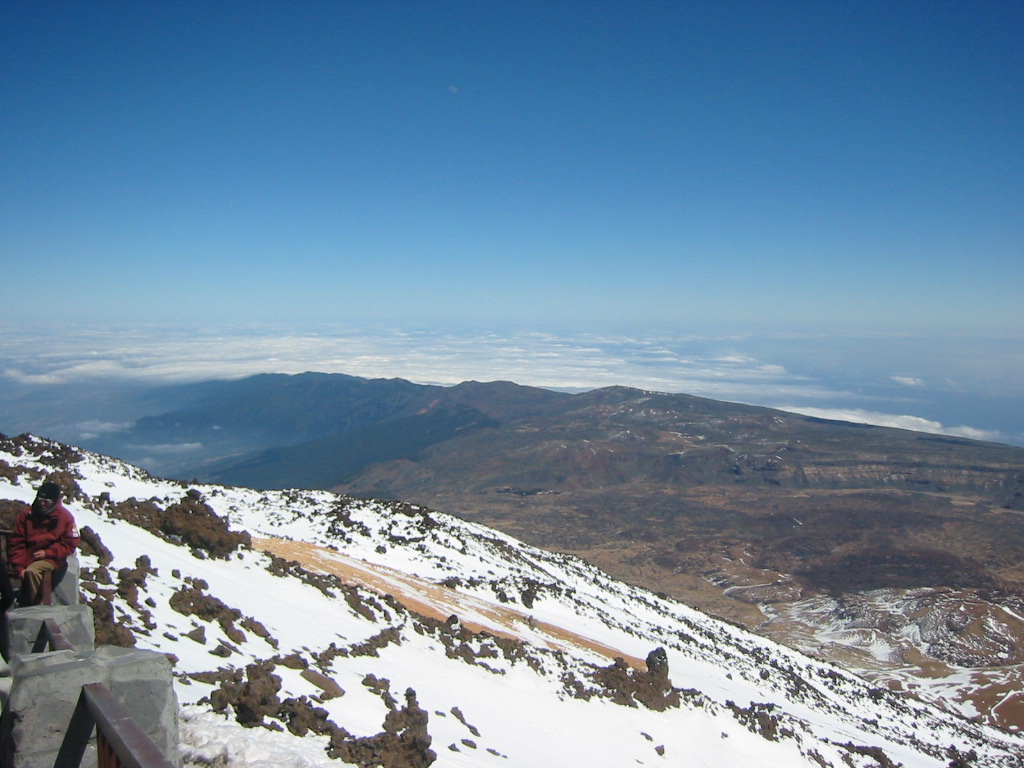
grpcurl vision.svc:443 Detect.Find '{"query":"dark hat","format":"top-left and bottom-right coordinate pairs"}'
top-left (37, 481), bottom-right (62, 500)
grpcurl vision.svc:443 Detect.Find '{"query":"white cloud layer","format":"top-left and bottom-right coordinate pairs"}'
top-left (774, 406), bottom-right (1004, 443)
top-left (75, 420), bottom-right (133, 439)
top-left (3, 368), bottom-right (64, 386)
top-left (1, 324), bottom-right (1021, 447)
top-left (0, 327), bottom-right (846, 409)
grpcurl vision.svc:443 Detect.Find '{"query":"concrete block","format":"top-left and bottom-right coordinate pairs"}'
top-left (53, 554), bottom-right (81, 606)
top-left (3, 604), bottom-right (94, 658)
top-left (95, 645), bottom-right (179, 744)
top-left (2, 646), bottom-right (179, 768)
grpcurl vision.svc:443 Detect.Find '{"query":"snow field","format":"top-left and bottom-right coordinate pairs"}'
top-left (2, 438), bottom-right (1023, 766)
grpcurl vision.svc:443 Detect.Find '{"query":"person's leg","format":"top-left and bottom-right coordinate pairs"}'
top-left (21, 560), bottom-right (56, 605)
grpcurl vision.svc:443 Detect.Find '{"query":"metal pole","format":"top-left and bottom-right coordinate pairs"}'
top-left (43, 618), bottom-right (75, 651)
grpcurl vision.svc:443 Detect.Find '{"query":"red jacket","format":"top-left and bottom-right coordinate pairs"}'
top-left (9, 503), bottom-right (80, 573)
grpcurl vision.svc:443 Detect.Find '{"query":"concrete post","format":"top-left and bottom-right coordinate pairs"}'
top-left (1, 645), bottom-right (180, 768)
top-left (52, 554), bottom-right (81, 607)
top-left (3, 605), bottom-right (95, 659)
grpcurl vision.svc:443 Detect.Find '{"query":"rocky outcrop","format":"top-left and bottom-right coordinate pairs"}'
top-left (329, 687), bottom-right (436, 768)
top-left (209, 661), bottom-right (284, 727)
top-left (206, 664), bottom-right (438, 768)
top-left (585, 647), bottom-right (681, 711)
top-left (106, 490), bottom-right (250, 559)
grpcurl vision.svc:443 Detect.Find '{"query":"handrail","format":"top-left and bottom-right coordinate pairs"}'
top-left (81, 683), bottom-right (178, 768)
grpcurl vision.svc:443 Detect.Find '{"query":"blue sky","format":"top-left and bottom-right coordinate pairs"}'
top-left (2, 1), bottom-right (1021, 331)
top-left (1, 2), bottom-right (1022, 448)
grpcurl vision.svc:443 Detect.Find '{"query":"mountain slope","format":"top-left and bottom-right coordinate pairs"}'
top-left (201, 404), bottom-right (499, 490)
top-left (85, 374), bottom-right (566, 477)
top-left (1, 432), bottom-right (1021, 767)
top-left (62, 373), bottom-right (1024, 731)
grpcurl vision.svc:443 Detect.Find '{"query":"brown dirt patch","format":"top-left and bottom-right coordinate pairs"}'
top-left (251, 537), bottom-right (644, 669)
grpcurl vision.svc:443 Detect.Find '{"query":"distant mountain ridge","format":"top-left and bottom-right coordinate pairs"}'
top-left (94, 372), bottom-right (565, 476)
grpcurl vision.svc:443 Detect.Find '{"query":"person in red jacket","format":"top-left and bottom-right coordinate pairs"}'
top-left (10, 481), bottom-right (80, 605)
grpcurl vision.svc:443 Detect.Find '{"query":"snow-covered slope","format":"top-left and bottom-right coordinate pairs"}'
top-left (1, 433), bottom-right (1020, 768)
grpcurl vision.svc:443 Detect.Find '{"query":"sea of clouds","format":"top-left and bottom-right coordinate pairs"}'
top-left (1, 324), bottom-right (1022, 447)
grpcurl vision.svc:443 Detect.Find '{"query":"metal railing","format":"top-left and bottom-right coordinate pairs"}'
top-left (34, 616), bottom-right (74, 652)
top-left (81, 684), bottom-right (178, 768)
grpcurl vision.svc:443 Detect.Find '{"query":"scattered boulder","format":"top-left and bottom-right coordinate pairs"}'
top-left (209, 661), bottom-right (283, 728)
top-left (0, 498), bottom-right (24, 529)
top-left (301, 668), bottom-right (345, 699)
top-left (588, 647), bottom-right (680, 711)
top-left (79, 525), bottom-right (114, 566)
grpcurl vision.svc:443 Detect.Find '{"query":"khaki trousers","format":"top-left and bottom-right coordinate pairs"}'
top-left (20, 560), bottom-right (57, 605)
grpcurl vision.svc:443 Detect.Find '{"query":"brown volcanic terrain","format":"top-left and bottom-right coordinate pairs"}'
top-left (332, 386), bottom-right (1024, 608)
top-left (320, 384), bottom-right (1024, 728)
